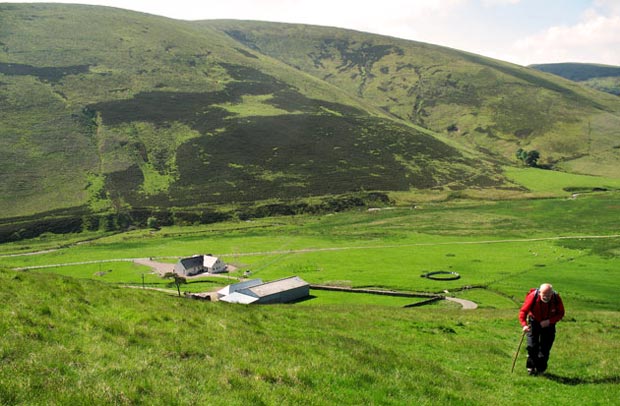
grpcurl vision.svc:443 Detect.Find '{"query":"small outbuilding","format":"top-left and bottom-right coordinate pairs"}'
top-left (219, 276), bottom-right (310, 304)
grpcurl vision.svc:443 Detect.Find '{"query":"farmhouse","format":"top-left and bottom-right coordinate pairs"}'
top-left (203, 255), bottom-right (227, 273)
top-left (174, 254), bottom-right (227, 276)
top-left (218, 276), bottom-right (310, 304)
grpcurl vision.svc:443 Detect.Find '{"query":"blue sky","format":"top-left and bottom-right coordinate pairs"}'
top-left (4, 0), bottom-right (619, 66)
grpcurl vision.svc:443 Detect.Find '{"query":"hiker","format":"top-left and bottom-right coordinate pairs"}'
top-left (519, 283), bottom-right (565, 375)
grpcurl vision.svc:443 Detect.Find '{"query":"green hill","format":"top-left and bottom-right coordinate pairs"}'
top-left (205, 21), bottom-right (620, 176)
top-left (530, 62), bottom-right (620, 82)
top-left (0, 4), bottom-right (504, 220)
top-left (531, 62), bottom-right (620, 96)
top-left (1, 4), bottom-right (620, 238)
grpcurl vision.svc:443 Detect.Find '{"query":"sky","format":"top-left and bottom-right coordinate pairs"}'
top-left (4, 0), bottom-right (620, 66)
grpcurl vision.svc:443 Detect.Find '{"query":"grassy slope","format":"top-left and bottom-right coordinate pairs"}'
top-left (0, 4), bottom-right (509, 219)
top-left (1, 269), bottom-right (618, 405)
top-left (205, 20), bottom-right (620, 175)
top-left (2, 5), bottom-right (620, 222)
top-left (2, 193), bottom-right (620, 404)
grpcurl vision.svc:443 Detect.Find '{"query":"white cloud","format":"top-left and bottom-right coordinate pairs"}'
top-left (595, 0), bottom-right (620, 14)
top-left (512, 7), bottom-right (620, 65)
top-left (481, 0), bottom-right (521, 6)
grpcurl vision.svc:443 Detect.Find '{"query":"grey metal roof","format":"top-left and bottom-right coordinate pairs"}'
top-left (217, 279), bottom-right (263, 296)
top-left (246, 276), bottom-right (309, 298)
top-left (179, 256), bottom-right (203, 269)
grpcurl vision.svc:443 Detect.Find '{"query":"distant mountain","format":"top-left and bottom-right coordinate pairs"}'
top-left (1, 4), bottom-right (620, 235)
top-left (530, 63), bottom-right (620, 96)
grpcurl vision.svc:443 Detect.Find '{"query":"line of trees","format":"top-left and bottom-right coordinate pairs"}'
top-left (0, 192), bottom-right (392, 243)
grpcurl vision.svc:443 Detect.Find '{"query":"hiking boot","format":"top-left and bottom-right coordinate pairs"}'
top-left (527, 368), bottom-right (537, 376)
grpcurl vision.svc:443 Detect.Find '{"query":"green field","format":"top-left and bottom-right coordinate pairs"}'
top-left (1, 193), bottom-right (619, 404)
top-left (504, 166), bottom-right (620, 194)
top-left (3, 192), bottom-right (620, 310)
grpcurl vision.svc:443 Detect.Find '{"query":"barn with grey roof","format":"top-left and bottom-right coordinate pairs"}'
top-left (218, 276), bottom-right (310, 304)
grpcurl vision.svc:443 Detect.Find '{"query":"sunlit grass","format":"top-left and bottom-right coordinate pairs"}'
top-left (504, 166), bottom-right (620, 194)
top-left (1, 268), bottom-right (618, 405)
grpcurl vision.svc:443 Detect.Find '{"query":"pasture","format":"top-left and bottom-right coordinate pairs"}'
top-left (3, 192), bottom-right (619, 311)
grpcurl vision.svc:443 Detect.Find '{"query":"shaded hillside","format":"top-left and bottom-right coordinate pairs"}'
top-left (0, 4), bottom-right (505, 222)
top-left (530, 62), bottom-right (620, 96)
top-left (206, 21), bottom-right (620, 177)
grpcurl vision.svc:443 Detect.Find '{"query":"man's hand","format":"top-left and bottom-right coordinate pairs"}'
top-left (522, 325), bottom-right (530, 332)
top-left (540, 319), bottom-right (550, 328)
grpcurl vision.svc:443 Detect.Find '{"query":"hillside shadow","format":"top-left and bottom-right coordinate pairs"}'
top-left (544, 373), bottom-right (620, 386)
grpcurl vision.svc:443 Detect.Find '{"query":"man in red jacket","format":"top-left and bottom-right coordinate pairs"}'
top-left (519, 283), bottom-right (565, 375)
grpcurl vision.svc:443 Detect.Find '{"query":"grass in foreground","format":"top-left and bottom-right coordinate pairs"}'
top-left (1, 268), bottom-right (618, 405)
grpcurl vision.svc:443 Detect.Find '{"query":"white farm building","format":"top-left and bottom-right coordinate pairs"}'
top-left (174, 255), bottom-right (227, 276)
top-left (218, 276), bottom-right (310, 304)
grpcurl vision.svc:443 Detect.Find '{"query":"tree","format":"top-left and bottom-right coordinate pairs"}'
top-left (163, 272), bottom-right (187, 297)
top-left (147, 216), bottom-right (159, 230)
top-left (516, 148), bottom-right (540, 168)
top-left (525, 150), bottom-right (540, 167)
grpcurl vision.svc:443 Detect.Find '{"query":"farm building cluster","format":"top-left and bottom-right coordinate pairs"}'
top-left (217, 277), bottom-right (310, 304)
top-left (174, 255), bottom-right (310, 304)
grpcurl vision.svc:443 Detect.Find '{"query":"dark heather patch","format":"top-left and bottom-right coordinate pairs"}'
top-left (0, 62), bottom-right (90, 82)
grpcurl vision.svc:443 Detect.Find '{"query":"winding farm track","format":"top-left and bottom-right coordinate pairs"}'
top-left (445, 297), bottom-right (478, 310)
top-left (9, 233), bottom-right (620, 270)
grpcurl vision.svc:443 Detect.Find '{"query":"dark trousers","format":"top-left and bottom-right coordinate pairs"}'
top-left (526, 321), bottom-right (556, 373)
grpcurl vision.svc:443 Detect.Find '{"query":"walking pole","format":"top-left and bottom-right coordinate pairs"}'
top-left (511, 331), bottom-right (526, 373)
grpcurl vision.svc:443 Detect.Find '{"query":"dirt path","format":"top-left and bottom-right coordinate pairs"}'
top-left (8, 233), bottom-right (620, 263)
top-left (445, 297), bottom-right (478, 310)
top-left (133, 258), bottom-right (174, 276)
top-left (215, 233), bottom-right (620, 258)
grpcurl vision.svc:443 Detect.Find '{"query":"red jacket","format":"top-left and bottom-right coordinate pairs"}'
top-left (519, 289), bottom-right (565, 327)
